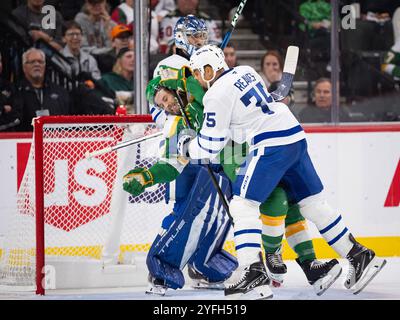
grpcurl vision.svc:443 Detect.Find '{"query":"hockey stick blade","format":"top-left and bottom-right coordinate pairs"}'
top-left (271, 46), bottom-right (299, 102)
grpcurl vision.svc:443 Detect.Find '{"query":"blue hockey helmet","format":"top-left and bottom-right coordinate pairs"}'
top-left (174, 15), bottom-right (209, 57)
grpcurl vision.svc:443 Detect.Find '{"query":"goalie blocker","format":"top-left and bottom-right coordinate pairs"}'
top-left (146, 165), bottom-right (237, 292)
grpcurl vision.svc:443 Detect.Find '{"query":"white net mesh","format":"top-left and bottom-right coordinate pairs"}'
top-left (0, 118), bottom-right (171, 290)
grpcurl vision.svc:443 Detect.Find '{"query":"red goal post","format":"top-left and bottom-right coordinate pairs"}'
top-left (0, 115), bottom-right (171, 295)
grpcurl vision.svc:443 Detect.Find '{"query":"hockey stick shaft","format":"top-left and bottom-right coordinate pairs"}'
top-left (173, 91), bottom-right (234, 223)
top-left (85, 131), bottom-right (163, 159)
top-left (220, 0), bottom-right (248, 49)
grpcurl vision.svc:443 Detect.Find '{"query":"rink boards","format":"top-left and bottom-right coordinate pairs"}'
top-left (0, 125), bottom-right (399, 259)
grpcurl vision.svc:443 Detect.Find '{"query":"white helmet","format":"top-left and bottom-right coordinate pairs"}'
top-left (189, 45), bottom-right (228, 87)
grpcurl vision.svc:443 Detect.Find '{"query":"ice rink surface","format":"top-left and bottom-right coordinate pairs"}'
top-left (0, 257), bottom-right (399, 300)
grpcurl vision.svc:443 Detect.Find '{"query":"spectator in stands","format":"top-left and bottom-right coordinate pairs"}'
top-left (392, 5), bottom-right (400, 44)
top-left (148, 0), bottom-right (176, 55)
top-left (260, 50), bottom-right (294, 106)
top-left (12, 0), bottom-right (64, 51)
top-left (358, 0), bottom-right (398, 23)
top-left (0, 53), bottom-right (20, 132)
top-left (260, 50), bottom-right (283, 88)
top-left (75, 0), bottom-right (117, 55)
top-left (154, 0), bottom-right (176, 22)
top-left (13, 48), bottom-right (70, 131)
top-left (111, 24), bottom-right (134, 53)
top-left (382, 45), bottom-right (400, 81)
top-left (298, 78), bottom-right (351, 123)
top-left (96, 47), bottom-right (134, 113)
top-left (111, 0), bottom-right (134, 25)
top-left (299, 0), bottom-right (331, 67)
top-left (53, 21), bottom-right (101, 81)
top-left (382, 7), bottom-right (400, 81)
top-left (299, 0), bottom-right (331, 36)
top-left (158, 0), bottom-right (221, 53)
top-left (95, 24), bottom-right (133, 74)
top-left (223, 43), bottom-right (237, 68)
top-left (340, 1), bottom-right (398, 52)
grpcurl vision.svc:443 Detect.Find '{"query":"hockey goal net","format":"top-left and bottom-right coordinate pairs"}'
top-left (0, 115), bottom-right (171, 294)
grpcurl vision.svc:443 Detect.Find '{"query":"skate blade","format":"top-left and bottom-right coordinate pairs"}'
top-left (314, 264), bottom-right (342, 296)
top-left (352, 257), bottom-right (386, 295)
top-left (226, 285), bottom-right (274, 300)
top-left (145, 286), bottom-right (167, 296)
top-left (192, 282), bottom-right (225, 290)
top-left (266, 270), bottom-right (285, 287)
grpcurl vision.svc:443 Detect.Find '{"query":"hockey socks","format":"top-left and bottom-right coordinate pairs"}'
top-left (299, 195), bottom-right (353, 257)
top-left (285, 204), bottom-right (316, 263)
top-left (259, 187), bottom-right (288, 254)
top-left (230, 196), bottom-right (263, 266)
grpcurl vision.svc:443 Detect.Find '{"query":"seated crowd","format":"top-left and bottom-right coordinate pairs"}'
top-left (1, 0), bottom-right (399, 132)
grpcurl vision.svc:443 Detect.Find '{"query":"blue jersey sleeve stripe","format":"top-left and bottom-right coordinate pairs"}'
top-left (153, 110), bottom-right (164, 122)
top-left (199, 133), bottom-right (225, 142)
top-left (252, 125), bottom-right (303, 145)
top-left (196, 137), bottom-right (221, 154)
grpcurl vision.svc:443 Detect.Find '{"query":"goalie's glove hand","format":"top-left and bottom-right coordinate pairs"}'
top-left (123, 168), bottom-right (154, 196)
top-left (177, 128), bottom-right (196, 159)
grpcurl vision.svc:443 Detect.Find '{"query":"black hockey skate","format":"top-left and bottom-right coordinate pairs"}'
top-left (296, 258), bottom-right (342, 296)
top-left (265, 248), bottom-right (287, 287)
top-left (225, 254), bottom-right (273, 300)
top-left (145, 274), bottom-right (168, 296)
top-left (345, 234), bottom-right (386, 294)
top-left (187, 264), bottom-right (225, 290)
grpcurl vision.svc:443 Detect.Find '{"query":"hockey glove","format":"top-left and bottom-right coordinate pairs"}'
top-left (177, 128), bottom-right (196, 159)
top-left (123, 168), bottom-right (154, 196)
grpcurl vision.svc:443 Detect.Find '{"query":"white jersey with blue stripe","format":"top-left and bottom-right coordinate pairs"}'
top-left (188, 65), bottom-right (306, 160)
top-left (150, 54), bottom-right (189, 128)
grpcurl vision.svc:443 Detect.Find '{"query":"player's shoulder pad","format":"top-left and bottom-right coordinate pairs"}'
top-left (163, 115), bottom-right (184, 139)
top-left (159, 65), bottom-right (180, 81)
top-left (180, 65), bottom-right (192, 79)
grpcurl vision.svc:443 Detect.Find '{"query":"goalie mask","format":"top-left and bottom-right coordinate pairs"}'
top-left (174, 15), bottom-right (209, 57)
top-left (189, 45), bottom-right (228, 88)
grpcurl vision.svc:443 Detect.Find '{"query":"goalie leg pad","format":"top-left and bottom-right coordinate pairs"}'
top-left (146, 241), bottom-right (185, 289)
top-left (189, 216), bottom-right (238, 283)
top-left (147, 166), bottom-right (232, 288)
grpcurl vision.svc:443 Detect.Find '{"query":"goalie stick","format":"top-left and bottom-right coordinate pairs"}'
top-left (270, 46), bottom-right (299, 102)
top-left (172, 91), bottom-right (234, 224)
top-left (85, 131), bottom-right (163, 159)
